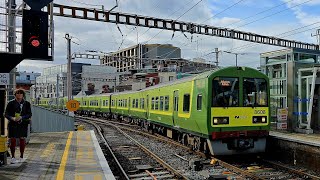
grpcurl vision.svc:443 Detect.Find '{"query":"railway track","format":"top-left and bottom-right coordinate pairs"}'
top-left (77, 117), bottom-right (188, 179)
top-left (77, 116), bottom-right (320, 180)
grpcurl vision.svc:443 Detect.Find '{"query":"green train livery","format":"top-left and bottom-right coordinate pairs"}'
top-left (37, 66), bottom-right (269, 155)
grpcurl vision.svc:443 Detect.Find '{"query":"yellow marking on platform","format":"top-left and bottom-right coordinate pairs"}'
top-left (75, 132), bottom-right (102, 178)
top-left (56, 131), bottom-right (73, 180)
top-left (41, 142), bottom-right (55, 158)
top-left (75, 173), bottom-right (102, 180)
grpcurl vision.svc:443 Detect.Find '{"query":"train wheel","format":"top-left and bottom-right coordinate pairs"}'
top-left (177, 133), bottom-right (183, 144)
top-left (193, 137), bottom-right (201, 151)
top-left (182, 134), bottom-right (188, 146)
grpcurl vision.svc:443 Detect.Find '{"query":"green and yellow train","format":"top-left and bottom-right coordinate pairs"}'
top-left (38, 66), bottom-right (270, 155)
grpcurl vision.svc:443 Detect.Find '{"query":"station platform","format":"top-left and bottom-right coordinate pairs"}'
top-left (270, 130), bottom-right (320, 147)
top-left (0, 130), bottom-right (115, 180)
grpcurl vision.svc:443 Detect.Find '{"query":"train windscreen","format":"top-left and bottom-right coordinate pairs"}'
top-left (212, 77), bottom-right (239, 107)
top-left (243, 78), bottom-right (268, 107)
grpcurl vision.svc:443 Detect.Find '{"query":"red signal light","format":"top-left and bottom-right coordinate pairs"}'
top-left (29, 36), bottom-right (40, 47)
top-left (31, 39), bottom-right (40, 47)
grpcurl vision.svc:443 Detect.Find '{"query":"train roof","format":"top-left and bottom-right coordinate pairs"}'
top-left (76, 66), bottom-right (264, 97)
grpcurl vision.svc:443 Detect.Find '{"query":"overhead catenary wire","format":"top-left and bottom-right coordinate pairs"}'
top-left (105, 0), bottom-right (205, 62)
top-left (225, 0), bottom-right (295, 28)
top-left (143, 0), bottom-right (203, 45)
top-left (68, 0), bottom-right (103, 7)
top-left (234, 0), bottom-right (314, 29)
top-left (159, 0), bottom-right (317, 61)
top-left (114, 0), bottom-right (196, 49)
top-left (137, 0), bottom-right (196, 41)
top-left (138, 0), bottom-right (245, 60)
top-left (198, 0), bottom-right (316, 58)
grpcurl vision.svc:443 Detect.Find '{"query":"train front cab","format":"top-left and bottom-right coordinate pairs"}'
top-left (208, 67), bottom-right (270, 155)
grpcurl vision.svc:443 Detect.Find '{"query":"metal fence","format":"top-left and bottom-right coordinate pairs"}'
top-left (30, 105), bottom-right (74, 132)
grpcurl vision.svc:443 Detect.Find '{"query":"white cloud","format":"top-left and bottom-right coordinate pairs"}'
top-left (14, 0), bottom-right (319, 72)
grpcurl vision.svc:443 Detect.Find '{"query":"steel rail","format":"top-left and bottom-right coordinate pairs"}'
top-left (262, 159), bottom-right (320, 180)
top-left (78, 116), bottom-right (188, 179)
top-left (76, 118), bottom-right (130, 180)
top-left (78, 116), bottom-right (262, 179)
top-left (80, 115), bottom-right (320, 180)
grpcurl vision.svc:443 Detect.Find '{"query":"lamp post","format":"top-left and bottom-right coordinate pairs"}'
top-left (223, 51), bottom-right (247, 67)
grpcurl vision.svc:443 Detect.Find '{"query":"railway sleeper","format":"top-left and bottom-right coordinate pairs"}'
top-left (105, 113), bottom-right (211, 154)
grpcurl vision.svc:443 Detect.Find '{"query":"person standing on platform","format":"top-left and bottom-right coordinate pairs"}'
top-left (4, 89), bottom-right (32, 164)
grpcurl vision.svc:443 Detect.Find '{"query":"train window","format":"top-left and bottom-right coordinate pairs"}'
top-left (106, 100), bottom-right (108, 106)
top-left (160, 96), bottom-right (164, 110)
top-left (111, 100), bottom-right (114, 106)
top-left (132, 99), bottom-right (136, 108)
top-left (155, 97), bottom-right (159, 110)
top-left (140, 98), bottom-right (144, 109)
top-left (135, 99), bottom-right (139, 108)
top-left (197, 94), bottom-right (202, 110)
top-left (183, 94), bottom-right (190, 112)
top-left (151, 97), bottom-right (155, 110)
top-left (212, 77), bottom-right (239, 107)
top-left (164, 96), bottom-right (169, 111)
top-left (174, 96), bottom-right (178, 111)
top-left (243, 78), bottom-right (268, 107)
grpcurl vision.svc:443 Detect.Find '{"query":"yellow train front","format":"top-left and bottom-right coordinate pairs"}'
top-left (208, 67), bottom-right (269, 155)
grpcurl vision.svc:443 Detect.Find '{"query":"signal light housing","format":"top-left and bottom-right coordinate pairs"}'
top-left (22, 9), bottom-right (50, 60)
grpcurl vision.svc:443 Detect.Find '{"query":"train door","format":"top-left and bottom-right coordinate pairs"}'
top-left (173, 90), bottom-right (179, 126)
top-left (128, 97), bottom-right (131, 115)
top-left (146, 95), bottom-right (149, 118)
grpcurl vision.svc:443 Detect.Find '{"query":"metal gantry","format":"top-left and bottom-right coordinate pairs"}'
top-left (48, 3), bottom-right (319, 51)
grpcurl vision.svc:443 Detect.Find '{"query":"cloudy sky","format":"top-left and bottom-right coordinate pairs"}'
top-left (13, 0), bottom-right (320, 72)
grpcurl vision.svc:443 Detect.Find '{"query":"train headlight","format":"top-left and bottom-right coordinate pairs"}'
top-left (222, 118), bottom-right (228, 124)
top-left (252, 116), bottom-right (267, 123)
top-left (213, 117), bottom-right (229, 125)
top-left (213, 118), bottom-right (218, 124)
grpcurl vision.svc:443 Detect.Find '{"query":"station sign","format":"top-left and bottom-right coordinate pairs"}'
top-left (277, 108), bottom-right (288, 121)
top-left (66, 100), bottom-right (80, 112)
top-left (277, 122), bottom-right (287, 130)
top-left (277, 108), bottom-right (288, 130)
top-left (0, 73), bottom-right (9, 85)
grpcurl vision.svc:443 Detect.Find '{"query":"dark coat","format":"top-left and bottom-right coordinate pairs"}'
top-left (5, 99), bottom-right (32, 138)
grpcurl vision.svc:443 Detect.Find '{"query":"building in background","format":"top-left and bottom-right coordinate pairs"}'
top-left (16, 71), bottom-right (41, 90)
top-left (31, 63), bottom-right (90, 99)
top-left (76, 65), bottom-right (125, 96)
top-left (31, 63), bottom-right (126, 99)
top-left (16, 71), bottom-right (41, 101)
top-left (116, 68), bottom-right (177, 92)
top-left (101, 43), bottom-right (216, 73)
top-left (101, 44), bottom-right (181, 72)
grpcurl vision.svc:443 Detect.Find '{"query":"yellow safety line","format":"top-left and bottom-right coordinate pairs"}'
top-left (56, 131), bottom-right (74, 180)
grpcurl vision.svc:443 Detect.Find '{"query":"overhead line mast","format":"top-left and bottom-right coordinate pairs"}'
top-left (48, 3), bottom-right (319, 50)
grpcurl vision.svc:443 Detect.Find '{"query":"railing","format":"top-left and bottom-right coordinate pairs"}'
top-left (31, 105), bottom-right (74, 132)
